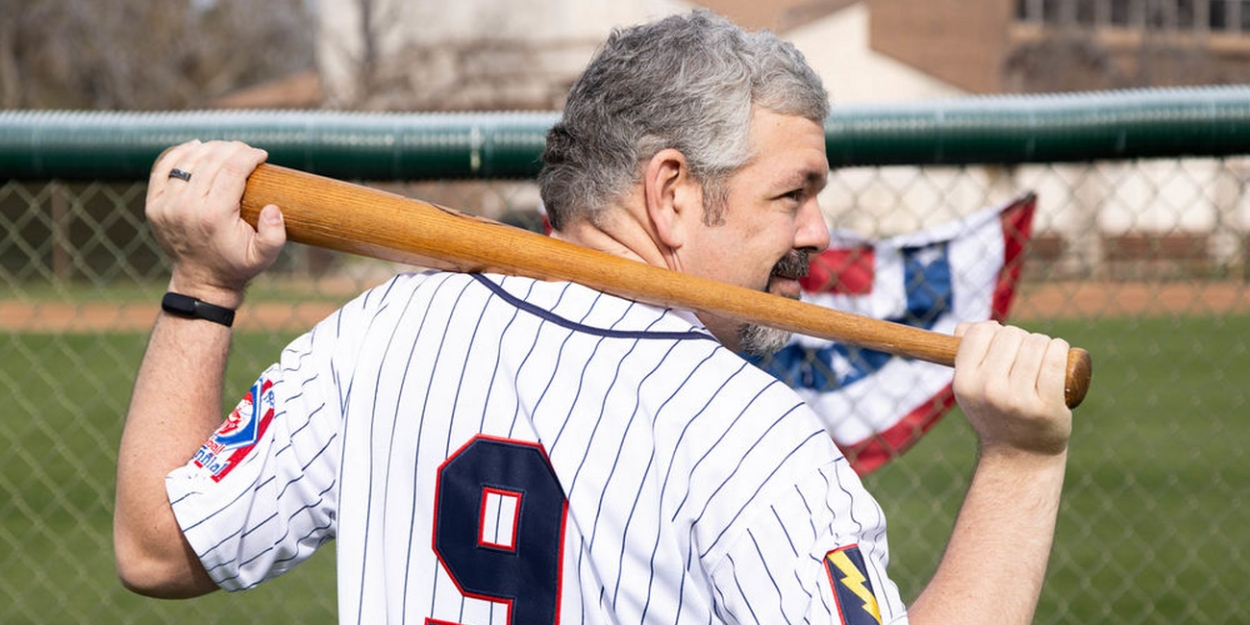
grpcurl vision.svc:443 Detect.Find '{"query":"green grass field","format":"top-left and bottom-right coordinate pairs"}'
top-left (866, 315), bottom-right (1250, 624)
top-left (2, 314), bottom-right (1248, 623)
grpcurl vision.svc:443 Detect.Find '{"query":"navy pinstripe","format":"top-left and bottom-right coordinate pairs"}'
top-left (165, 271), bottom-right (910, 624)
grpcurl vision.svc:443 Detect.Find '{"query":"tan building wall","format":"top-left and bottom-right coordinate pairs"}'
top-left (868, 0), bottom-right (1015, 94)
top-left (788, 3), bottom-right (965, 104)
top-left (696, 0), bottom-right (859, 31)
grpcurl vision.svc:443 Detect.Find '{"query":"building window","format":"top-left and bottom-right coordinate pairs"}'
top-left (1110, 0), bottom-right (1133, 25)
top-left (1209, 0), bottom-right (1250, 31)
top-left (1076, 0), bottom-right (1100, 23)
top-left (1210, 0), bottom-right (1228, 27)
top-left (1176, 0), bottom-right (1197, 28)
top-left (1017, 0), bottom-right (1250, 32)
top-left (1043, 0), bottom-right (1064, 22)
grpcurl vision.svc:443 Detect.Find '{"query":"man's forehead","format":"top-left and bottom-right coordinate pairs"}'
top-left (747, 111), bottom-right (828, 159)
top-left (767, 156), bottom-right (830, 190)
top-left (796, 166), bottom-right (829, 188)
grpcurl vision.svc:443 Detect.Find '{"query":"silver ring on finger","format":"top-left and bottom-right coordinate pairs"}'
top-left (169, 168), bottom-right (192, 182)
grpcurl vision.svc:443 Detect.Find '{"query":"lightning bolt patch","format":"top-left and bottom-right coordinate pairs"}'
top-left (824, 545), bottom-right (883, 625)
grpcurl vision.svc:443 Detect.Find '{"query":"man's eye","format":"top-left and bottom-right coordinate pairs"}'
top-left (782, 189), bottom-right (804, 202)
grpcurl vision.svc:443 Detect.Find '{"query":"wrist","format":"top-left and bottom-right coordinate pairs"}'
top-left (167, 275), bottom-right (246, 310)
top-left (977, 444), bottom-right (1069, 473)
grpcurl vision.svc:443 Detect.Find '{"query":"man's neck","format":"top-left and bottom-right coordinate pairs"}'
top-left (551, 209), bottom-right (742, 351)
top-left (550, 208), bottom-right (673, 271)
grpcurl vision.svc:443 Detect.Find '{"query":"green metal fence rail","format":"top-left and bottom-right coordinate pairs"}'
top-left (4, 85), bottom-right (1250, 181)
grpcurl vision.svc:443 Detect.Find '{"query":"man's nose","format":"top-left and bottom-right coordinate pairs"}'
top-left (795, 197), bottom-right (830, 253)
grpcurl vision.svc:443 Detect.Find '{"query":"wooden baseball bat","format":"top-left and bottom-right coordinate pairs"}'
top-left (239, 164), bottom-right (1092, 408)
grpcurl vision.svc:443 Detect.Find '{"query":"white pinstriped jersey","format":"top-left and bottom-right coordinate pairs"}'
top-left (167, 271), bottom-right (909, 624)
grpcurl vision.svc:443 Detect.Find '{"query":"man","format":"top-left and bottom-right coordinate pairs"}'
top-left (114, 11), bottom-right (1073, 624)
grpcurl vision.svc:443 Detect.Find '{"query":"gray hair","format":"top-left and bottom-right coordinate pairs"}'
top-left (539, 10), bottom-right (829, 230)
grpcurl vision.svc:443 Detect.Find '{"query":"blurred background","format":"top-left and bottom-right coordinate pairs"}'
top-left (2, 0), bottom-right (1248, 622)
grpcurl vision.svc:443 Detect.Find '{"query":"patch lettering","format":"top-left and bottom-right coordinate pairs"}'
top-left (193, 377), bottom-right (276, 482)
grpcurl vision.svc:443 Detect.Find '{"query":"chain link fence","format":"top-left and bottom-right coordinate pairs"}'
top-left (3, 112), bottom-right (1249, 622)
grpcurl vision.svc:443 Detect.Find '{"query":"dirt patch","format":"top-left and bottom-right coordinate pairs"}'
top-left (1010, 280), bottom-right (1250, 321)
top-left (0, 300), bottom-right (342, 333)
top-left (3, 280), bottom-right (1248, 333)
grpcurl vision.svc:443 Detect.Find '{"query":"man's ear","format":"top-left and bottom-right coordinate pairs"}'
top-left (643, 148), bottom-right (701, 251)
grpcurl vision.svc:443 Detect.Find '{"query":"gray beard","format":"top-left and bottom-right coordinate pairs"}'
top-left (735, 248), bottom-right (810, 356)
top-left (736, 322), bottom-right (792, 357)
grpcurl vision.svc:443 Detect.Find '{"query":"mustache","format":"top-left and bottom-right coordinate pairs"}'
top-left (770, 249), bottom-right (811, 281)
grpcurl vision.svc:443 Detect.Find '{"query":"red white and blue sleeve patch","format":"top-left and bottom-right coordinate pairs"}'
top-left (192, 376), bottom-right (276, 483)
top-left (824, 545), bottom-right (884, 625)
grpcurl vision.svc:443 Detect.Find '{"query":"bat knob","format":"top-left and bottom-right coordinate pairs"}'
top-left (1065, 348), bottom-right (1092, 409)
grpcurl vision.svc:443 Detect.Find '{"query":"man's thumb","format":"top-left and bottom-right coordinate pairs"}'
top-left (254, 204), bottom-right (287, 262)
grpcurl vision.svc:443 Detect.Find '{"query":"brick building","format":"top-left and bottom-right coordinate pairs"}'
top-left (868, 0), bottom-right (1250, 93)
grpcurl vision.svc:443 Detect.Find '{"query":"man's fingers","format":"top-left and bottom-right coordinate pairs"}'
top-left (983, 325), bottom-right (1027, 373)
top-left (188, 141), bottom-right (263, 212)
top-left (207, 146), bottom-right (270, 222)
top-left (1037, 336), bottom-right (1071, 409)
top-left (146, 140), bottom-right (203, 212)
top-left (148, 140), bottom-right (199, 187)
top-left (152, 141), bottom-right (218, 225)
top-left (953, 320), bottom-right (996, 373)
top-left (251, 204), bottom-right (287, 265)
top-left (1007, 332), bottom-right (1052, 400)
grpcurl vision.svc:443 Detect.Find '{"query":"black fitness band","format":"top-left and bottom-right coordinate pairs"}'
top-left (161, 292), bottom-right (236, 327)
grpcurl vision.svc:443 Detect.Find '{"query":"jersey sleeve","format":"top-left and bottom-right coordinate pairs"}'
top-left (164, 298), bottom-right (364, 591)
top-left (707, 456), bottom-right (910, 624)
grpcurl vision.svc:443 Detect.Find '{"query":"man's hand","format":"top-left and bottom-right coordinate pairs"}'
top-left (953, 321), bottom-right (1073, 457)
top-left (146, 140), bottom-right (286, 308)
